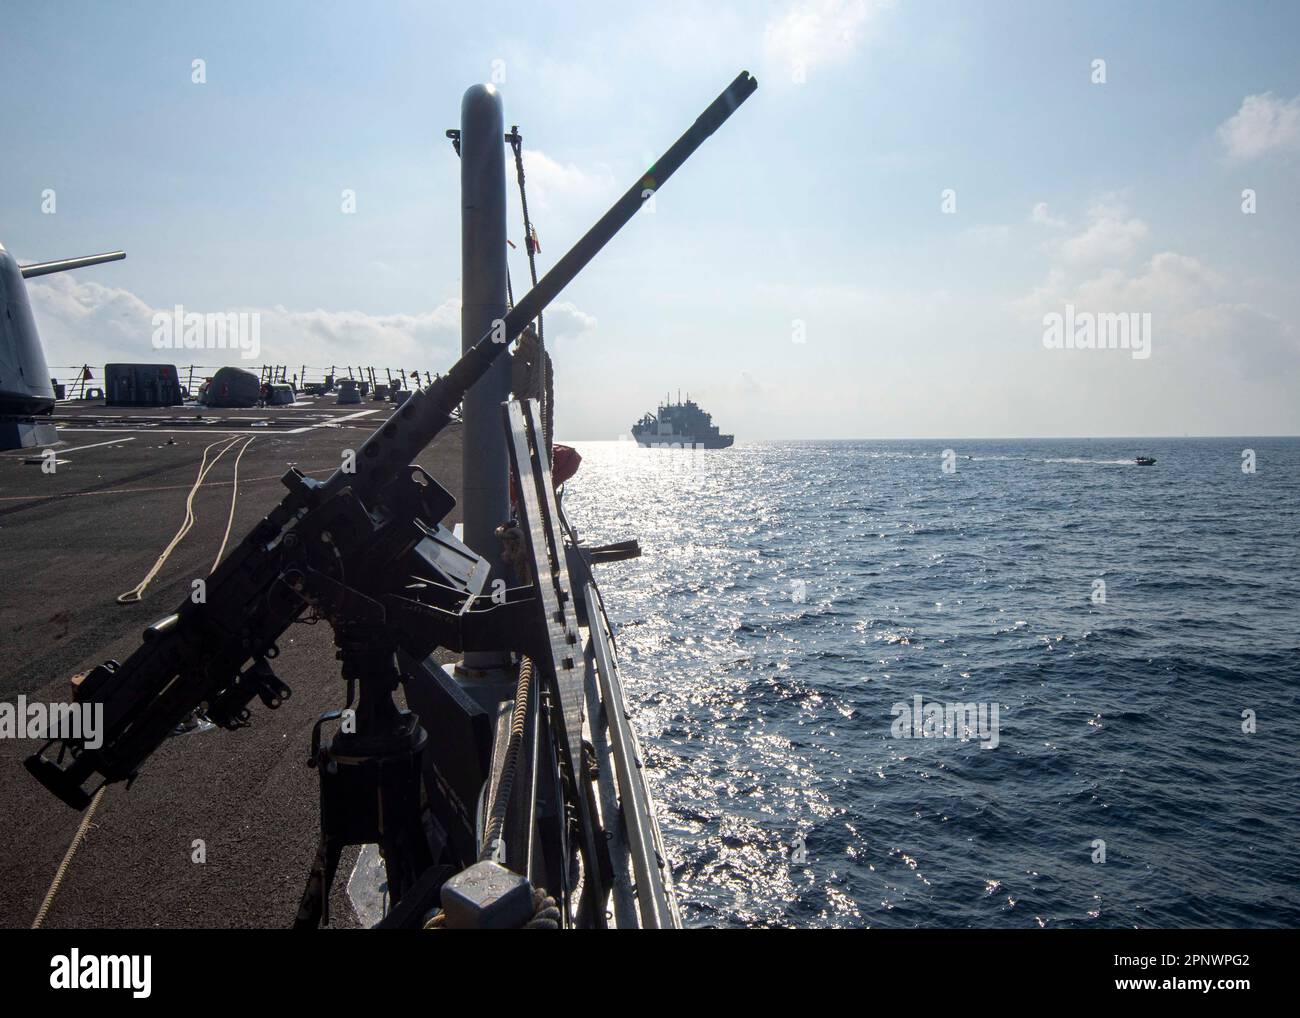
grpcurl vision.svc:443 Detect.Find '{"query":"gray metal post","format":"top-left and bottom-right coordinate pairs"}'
top-left (459, 84), bottom-right (511, 676)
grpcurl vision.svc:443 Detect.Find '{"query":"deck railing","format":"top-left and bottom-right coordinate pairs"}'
top-left (46, 365), bottom-right (442, 399)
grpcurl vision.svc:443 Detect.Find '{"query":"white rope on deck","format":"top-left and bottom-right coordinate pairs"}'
top-left (116, 435), bottom-right (249, 603)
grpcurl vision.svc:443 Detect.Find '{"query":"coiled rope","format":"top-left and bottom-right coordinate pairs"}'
top-left (419, 657), bottom-right (556, 930)
top-left (479, 655), bottom-right (533, 862)
top-left (523, 887), bottom-right (562, 928)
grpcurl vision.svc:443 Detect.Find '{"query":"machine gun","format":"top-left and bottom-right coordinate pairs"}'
top-left (25, 71), bottom-right (757, 928)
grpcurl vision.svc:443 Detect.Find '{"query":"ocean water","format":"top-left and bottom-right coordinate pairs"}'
top-left (561, 437), bottom-right (1300, 928)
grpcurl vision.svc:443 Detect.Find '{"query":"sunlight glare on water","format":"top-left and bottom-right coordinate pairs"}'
top-left (561, 438), bottom-right (1300, 928)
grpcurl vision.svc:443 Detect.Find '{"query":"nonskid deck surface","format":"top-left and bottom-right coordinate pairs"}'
top-left (0, 398), bottom-right (463, 928)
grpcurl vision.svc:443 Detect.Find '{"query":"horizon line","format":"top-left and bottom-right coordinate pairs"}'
top-left (561, 434), bottom-right (1300, 443)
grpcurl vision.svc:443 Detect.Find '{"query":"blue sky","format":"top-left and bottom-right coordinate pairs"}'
top-left (3, 0), bottom-right (1298, 438)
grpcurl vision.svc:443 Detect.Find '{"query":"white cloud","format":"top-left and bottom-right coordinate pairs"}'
top-left (1030, 202), bottom-right (1066, 229)
top-left (1012, 176), bottom-right (1299, 379)
top-left (539, 301), bottom-right (598, 349)
top-left (763, 0), bottom-right (890, 75)
top-left (1014, 251), bottom-right (1222, 321)
top-left (1178, 302), bottom-right (1298, 375)
top-left (1054, 198), bottom-right (1149, 265)
top-left (270, 303), bottom-right (461, 369)
top-left (1216, 92), bottom-right (1300, 161)
top-left (1002, 242), bottom-right (1299, 435)
top-left (1070, 253), bottom-right (1224, 326)
top-left (520, 149), bottom-right (616, 213)
top-left (28, 273), bottom-right (595, 376)
top-left (1011, 249), bottom-right (1300, 374)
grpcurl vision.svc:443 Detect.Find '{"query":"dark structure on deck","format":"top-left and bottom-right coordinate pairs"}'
top-left (104, 364), bottom-right (184, 408)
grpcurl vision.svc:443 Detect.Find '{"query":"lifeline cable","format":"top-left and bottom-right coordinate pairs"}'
top-left (508, 129), bottom-right (552, 459)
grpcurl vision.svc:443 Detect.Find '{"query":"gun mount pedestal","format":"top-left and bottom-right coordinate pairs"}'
top-left (294, 625), bottom-right (436, 929)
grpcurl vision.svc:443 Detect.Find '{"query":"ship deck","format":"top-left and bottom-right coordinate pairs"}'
top-left (0, 397), bottom-right (463, 928)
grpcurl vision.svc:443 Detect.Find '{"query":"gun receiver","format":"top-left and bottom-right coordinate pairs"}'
top-left (26, 71), bottom-right (758, 810)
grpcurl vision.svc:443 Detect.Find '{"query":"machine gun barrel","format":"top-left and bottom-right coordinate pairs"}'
top-left (24, 71), bottom-right (757, 810)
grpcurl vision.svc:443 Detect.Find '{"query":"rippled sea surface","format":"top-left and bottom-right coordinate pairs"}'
top-left (562, 438), bottom-right (1300, 928)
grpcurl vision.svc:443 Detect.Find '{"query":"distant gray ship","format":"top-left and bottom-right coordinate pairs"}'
top-left (633, 395), bottom-right (733, 449)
